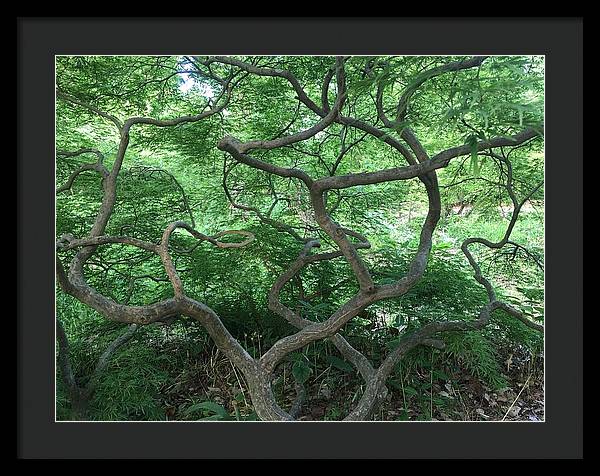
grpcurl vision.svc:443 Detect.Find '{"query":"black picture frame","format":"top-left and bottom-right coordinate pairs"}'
top-left (17, 17), bottom-right (583, 459)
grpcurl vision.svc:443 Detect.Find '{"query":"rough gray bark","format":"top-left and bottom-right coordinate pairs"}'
top-left (56, 56), bottom-right (543, 421)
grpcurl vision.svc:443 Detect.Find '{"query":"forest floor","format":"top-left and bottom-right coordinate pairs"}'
top-left (376, 345), bottom-right (544, 422)
top-left (158, 340), bottom-right (544, 422)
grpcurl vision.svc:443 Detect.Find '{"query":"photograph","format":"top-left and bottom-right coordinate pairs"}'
top-left (54, 54), bottom-right (546, 423)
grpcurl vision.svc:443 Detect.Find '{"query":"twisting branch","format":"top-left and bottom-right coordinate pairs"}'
top-left (268, 240), bottom-right (378, 382)
top-left (259, 237), bottom-right (382, 417)
top-left (205, 56), bottom-right (324, 116)
top-left (56, 149), bottom-right (109, 194)
top-left (312, 128), bottom-right (540, 192)
top-left (57, 148), bottom-right (105, 162)
top-left (57, 234), bottom-right (159, 253)
top-left (57, 162), bottom-right (110, 194)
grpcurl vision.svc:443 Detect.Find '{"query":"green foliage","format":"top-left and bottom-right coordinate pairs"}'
top-left (326, 355), bottom-right (355, 373)
top-left (55, 55), bottom-right (544, 421)
top-left (444, 332), bottom-right (507, 389)
top-left (87, 341), bottom-right (171, 421)
top-left (56, 303), bottom-right (172, 420)
top-left (183, 401), bottom-right (232, 421)
top-left (292, 360), bottom-right (313, 384)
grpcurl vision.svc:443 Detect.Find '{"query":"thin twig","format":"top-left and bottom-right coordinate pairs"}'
top-left (502, 374), bottom-right (532, 421)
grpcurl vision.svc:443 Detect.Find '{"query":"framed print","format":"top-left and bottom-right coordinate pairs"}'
top-left (17, 17), bottom-right (583, 459)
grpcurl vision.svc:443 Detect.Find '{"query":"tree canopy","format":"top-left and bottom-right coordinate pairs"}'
top-left (56, 55), bottom-right (544, 421)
